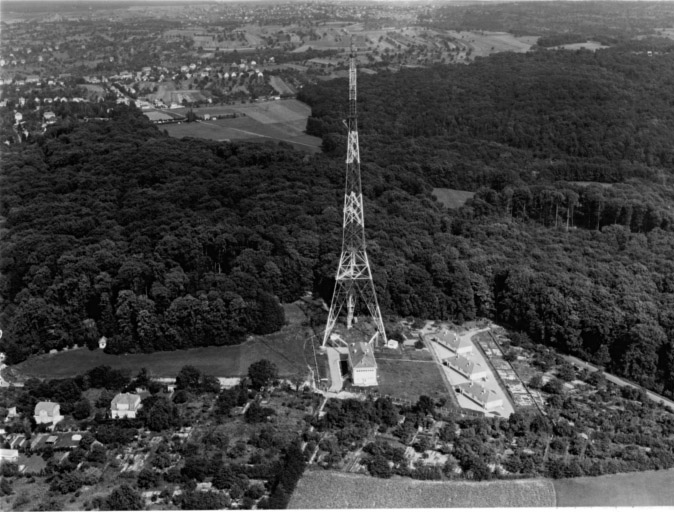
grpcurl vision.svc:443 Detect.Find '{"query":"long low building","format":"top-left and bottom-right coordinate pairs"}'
top-left (426, 329), bottom-right (473, 355)
top-left (443, 354), bottom-right (488, 381)
top-left (455, 382), bottom-right (503, 411)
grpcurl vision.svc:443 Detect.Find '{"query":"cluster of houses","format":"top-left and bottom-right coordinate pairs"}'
top-left (0, 393), bottom-right (142, 472)
top-left (427, 329), bottom-right (504, 412)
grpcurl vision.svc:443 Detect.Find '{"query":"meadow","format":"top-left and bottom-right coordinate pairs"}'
top-left (164, 99), bottom-right (322, 153)
top-left (289, 470), bottom-right (556, 508)
top-left (376, 357), bottom-right (447, 402)
top-left (553, 469), bottom-right (674, 506)
top-left (14, 304), bottom-right (312, 381)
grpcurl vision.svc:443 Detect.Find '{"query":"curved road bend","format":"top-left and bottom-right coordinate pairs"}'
top-left (564, 355), bottom-right (674, 412)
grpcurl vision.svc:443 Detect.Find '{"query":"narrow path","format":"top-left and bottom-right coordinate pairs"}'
top-left (425, 337), bottom-right (460, 408)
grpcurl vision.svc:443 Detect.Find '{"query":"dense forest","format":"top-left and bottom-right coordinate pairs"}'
top-left (2, 40), bottom-right (674, 399)
top-left (298, 46), bottom-right (674, 398)
top-left (422, 1), bottom-right (674, 44)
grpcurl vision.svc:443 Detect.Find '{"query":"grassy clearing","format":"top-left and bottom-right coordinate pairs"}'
top-left (269, 75), bottom-right (296, 96)
top-left (376, 358), bottom-right (446, 402)
top-left (557, 41), bottom-right (610, 51)
top-left (431, 188), bottom-right (475, 209)
top-left (568, 181), bottom-right (614, 188)
top-left (15, 304), bottom-right (313, 381)
top-left (553, 469), bottom-right (674, 507)
top-left (289, 470), bottom-right (556, 508)
top-left (164, 100), bottom-right (322, 152)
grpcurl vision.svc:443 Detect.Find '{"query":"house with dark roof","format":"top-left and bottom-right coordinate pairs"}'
top-left (348, 342), bottom-right (377, 387)
top-left (111, 393), bottom-right (142, 419)
top-left (34, 401), bottom-right (63, 425)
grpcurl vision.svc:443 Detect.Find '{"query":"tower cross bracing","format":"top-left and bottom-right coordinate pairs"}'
top-left (322, 41), bottom-right (387, 348)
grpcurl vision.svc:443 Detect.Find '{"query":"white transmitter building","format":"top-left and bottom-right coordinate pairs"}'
top-left (348, 341), bottom-right (378, 387)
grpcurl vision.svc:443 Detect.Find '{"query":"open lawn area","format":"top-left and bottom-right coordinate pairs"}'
top-left (164, 99), bottom-right (322, 153)
top-left (289, 470), bottom-right (556, 508)
top-left (15, 305), bottom-right (313, 381)
top-left (432, 188), bottom-right (475, 209)
top-left (553, 468), bottom-right (674, 507)
top-left (376, 358), bottom-right (446, 402)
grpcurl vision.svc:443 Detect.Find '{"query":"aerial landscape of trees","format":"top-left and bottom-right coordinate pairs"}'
top-left (1, 18), bottom-right (674, 403)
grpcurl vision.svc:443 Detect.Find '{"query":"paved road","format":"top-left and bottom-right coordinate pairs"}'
top-left (564, 355), bottom-right (674, 411)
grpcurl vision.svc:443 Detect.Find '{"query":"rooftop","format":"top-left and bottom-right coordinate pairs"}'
top-left (444, 354), bottom-right (482, 376)
top-left (111, 393), bottom-right (141, 408)
top-left (348, 341), bottom-right (377, 368)
top-left (34, 401), bottom-right (59, 415)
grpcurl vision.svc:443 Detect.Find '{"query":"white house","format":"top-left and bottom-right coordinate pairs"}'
top-left (455, 382), bottom-right (503, 411)
top-left (444, 354), bottom-right (488, 381)
top-left (34, 401), bottom-right (63, 425)
top-left (111, 393), bottom-right (142, 419)
top-left (0, 448), bottom-right (19, 463)
top-left (98, 336), bottom-right (107, 349)
top-left (348, 342), bottom-right (377, 387)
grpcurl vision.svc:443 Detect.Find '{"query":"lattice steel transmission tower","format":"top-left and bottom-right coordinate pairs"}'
top-left (322, 41), bottom-right (387, 348)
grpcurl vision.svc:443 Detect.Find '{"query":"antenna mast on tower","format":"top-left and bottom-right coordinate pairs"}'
top-left (322, 38), bottom-right (387, 347)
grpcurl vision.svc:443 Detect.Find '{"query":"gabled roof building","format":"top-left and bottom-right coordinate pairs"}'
top-left (455, 382), bottom-right (503, 411)
top-left (427, 329), bottom-right (473, 355)
top-left (443, 354), bottom-right (488, 381)
top-left (348, 342), bottom-right (377, 387)
top-left (34, 401), bottom-right (63, 425)
top-left (111, 393), bottom-right (142, 419)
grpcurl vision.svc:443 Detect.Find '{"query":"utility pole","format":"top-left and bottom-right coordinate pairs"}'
top-left (322, 38), bottom-right (387, 348)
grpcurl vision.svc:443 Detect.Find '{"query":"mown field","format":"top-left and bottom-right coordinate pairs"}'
top-left (164, 99), bottom-right (322, 153)
top-left (553, 468), bottom-right (674, 507)
top-left (14, 304), bottom-right (312, 381)
top-left (376, 357), bottom-right (446, 402)
top-left (289, 470), bottom-right (556, 508)
top-left (431, 188), bottom-right (475, 209)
